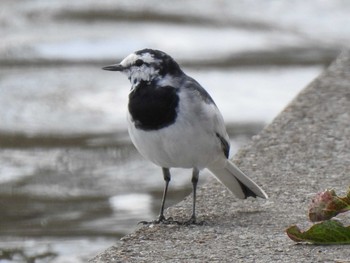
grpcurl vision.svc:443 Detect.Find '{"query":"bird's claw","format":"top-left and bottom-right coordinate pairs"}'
top-left (181, 216), bottom-right (205, 226)
top-left (138, 216), bottom-right (181, 225)
top-left (138, 215), bottom-right (204, 226)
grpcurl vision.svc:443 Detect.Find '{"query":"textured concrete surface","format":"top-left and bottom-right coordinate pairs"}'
top-left (90, 51), bottom-right (350, 263)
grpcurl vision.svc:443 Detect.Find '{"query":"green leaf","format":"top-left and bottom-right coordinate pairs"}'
top-left (286, 220), bottom-right (350, 244)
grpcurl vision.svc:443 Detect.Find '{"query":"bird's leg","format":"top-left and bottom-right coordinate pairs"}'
top-left (139, 167), bottom-right (176, 225)
top-left (183, 168), bottom-right (202, 225)
top-left (139, 168), bottom-right (204, 225)
top-left (191, 168), bottom-right (199, 222)
top-left (157, 167), bottom-right (171, 222)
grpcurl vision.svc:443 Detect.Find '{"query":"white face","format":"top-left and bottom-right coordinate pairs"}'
top-left (120, 52), bottom-right (161, 86)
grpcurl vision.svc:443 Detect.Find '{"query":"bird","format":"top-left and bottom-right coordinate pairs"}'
top-left (102, 48), bottom-right (268, 225)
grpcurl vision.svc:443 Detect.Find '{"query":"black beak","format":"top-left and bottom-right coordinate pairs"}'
top-left (102, 64), bottom-right (124, 71)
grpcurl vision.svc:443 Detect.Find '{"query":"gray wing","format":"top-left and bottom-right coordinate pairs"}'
top-left (181, 74), bottom-right (231, 158)
top-left (182, 75), bottom-right (217, 105)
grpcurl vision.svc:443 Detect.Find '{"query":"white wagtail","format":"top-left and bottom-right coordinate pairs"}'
top-left (103, 49), bottom-right (268, 224)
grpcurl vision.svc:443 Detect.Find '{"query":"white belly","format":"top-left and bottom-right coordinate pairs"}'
top-left (127, 113), bottom-right (223, 169)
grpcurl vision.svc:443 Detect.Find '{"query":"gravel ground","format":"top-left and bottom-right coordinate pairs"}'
top-left (90, 51), bottom-right (350, 263)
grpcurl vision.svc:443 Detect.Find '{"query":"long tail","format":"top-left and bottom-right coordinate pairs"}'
top-left (208, 160), bottom-right (268, 199)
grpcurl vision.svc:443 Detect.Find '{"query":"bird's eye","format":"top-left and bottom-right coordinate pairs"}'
top-left (135, 59), bottom-right (144, 67)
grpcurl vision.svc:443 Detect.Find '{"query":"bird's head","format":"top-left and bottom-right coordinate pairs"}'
top-left (103, 49), bottom-right (182, 86)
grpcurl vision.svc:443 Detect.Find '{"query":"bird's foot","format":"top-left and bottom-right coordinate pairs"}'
top-left (139, 215), bottom-right (205, 226)
top-left (181, 216), bottom-right (205, 226)
top-left (138, 215), bottom-right (181, 225)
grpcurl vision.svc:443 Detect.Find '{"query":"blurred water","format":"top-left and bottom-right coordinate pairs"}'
top-left (1, 0), bottom-right (349, 262)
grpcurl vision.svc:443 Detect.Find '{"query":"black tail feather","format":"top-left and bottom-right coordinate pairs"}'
top-left (237, 179), bottom-right (257, 199)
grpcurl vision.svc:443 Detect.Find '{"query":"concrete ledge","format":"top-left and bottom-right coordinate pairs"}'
top-left (90, 51), bottom-right (350, 262)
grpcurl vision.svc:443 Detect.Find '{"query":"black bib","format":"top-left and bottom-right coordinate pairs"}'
top-left (128, 81), bottom-right (179, 131)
